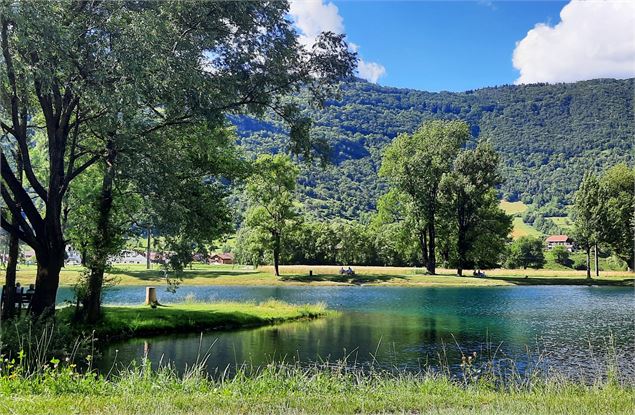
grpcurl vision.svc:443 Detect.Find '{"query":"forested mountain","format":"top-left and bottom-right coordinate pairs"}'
top-left (234, 78), bottom-right (633, 220)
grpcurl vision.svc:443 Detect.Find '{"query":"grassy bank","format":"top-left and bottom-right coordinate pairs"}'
top-left (57, 301), bottom-right (329, 341)
top-left (0, 363), bottom-right (632, 414)
top-left (14, 264), bottom-right (633, 288)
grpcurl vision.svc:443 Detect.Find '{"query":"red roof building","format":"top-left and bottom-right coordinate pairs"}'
top-left (209, 253), bottom-right (234, 265)
top-left (545, 235), bottom-right (574, 251)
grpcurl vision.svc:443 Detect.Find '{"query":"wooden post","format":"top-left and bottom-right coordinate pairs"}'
top-left (145, 287), bottom-right (157, 305)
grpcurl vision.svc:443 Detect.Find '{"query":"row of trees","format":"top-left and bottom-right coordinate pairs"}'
top-left (236, 120), bottom-right (513, 276)
top-left (1, 1), bottom-right (356, 320)
top-left (572, 164), bottom-right (634, 279)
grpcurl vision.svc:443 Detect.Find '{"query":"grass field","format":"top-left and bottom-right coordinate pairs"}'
top-left (548, 216), bottom-right (574, 229)
top-left (56, 300), bottom-right (329, 340)
top-left (13, 263), bottom-right (633, 288)
top-left (500, 200), bottom-right (529, 215)
top-left (499, 200), bottom-right (542, 239)
top-left (0, 363), bottom-right (632, 415)
top-left (511, 217), bottom-right (543, 239)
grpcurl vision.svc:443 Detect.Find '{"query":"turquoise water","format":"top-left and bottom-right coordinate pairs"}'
top-left (64, 285), bottom-right (634, 378)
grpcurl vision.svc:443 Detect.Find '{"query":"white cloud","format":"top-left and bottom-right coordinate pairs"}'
top-left (357, 60), bottom-right (387, 83)
top-left (289, 0), bottom-right (344, 47)
top-left (289, 0), bottom-right (386, 83)
top-left (513, 0), bottom-right (635, 84)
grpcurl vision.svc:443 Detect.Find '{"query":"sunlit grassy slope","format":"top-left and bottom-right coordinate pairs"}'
top-left (500, 200), bottom-right (529, 215)
top-left (499, 201), bottom-right (542, 239)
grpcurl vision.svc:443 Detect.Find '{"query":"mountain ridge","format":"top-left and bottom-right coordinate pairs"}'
top-left (234, 78), bottom-right (634, 220)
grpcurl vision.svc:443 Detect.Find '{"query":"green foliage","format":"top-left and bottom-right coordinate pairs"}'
top-left (506, 237), bottom-right (546, 269)
top-left (0, 0), bottom-right (356, 314)
top-left (234, 79), bottom-right (633, 220)
top-left (572, 173), bottom-right (603, 252)
top-left (439, 141), bottom-right (512, 274)
top-left (379, 120), bottom-right (470, 272)
top-left (243, 154), bottom-right (301, 275)
top-left (552, 245), bottom-right (572, 267)
top-left (597, 164), bottom-right (635, 269)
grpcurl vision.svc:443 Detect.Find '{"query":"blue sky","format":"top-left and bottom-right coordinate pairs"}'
top-left (336, 1), bottom-right (565, 91)
top-left (289, 1), bottom-right (635, 92)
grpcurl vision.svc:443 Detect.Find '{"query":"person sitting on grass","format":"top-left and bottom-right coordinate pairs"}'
top-left (347, 267), bottom-right (355, 276)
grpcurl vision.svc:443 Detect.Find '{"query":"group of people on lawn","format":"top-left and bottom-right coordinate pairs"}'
top-left (339, 267), bottom-right (356, 276)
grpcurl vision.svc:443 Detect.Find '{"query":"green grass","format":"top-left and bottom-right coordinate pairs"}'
top-left (511, 217), bottom-right (542, 239)
top-left (500, 200), bottom-right (529, 215)
top-left (548, 216), bottom-right (574, 229)
top-left (57, 301), bottom-right (330, 341)
top-left (14, 263), bottom-right (634, 289)
top-left (0, 364), bottom-right (632, 414)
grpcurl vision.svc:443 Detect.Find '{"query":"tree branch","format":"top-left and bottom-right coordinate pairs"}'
top-left (1, 152), bottom-right (45, 234)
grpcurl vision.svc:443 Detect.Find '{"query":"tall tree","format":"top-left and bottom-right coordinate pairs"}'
top-left (380, 120), bottom-right (469, 274)
top-left (572, 173), bottom-right (603, 279)
top-left (598, 164), bottom-right (635, 271)
top-left (244, 154), bottom-right (300, 277)
top-left (506, 237), bottom-right (545, 270)
top-left (439, 142), bottom-right (512, 276)
top-left (0, 1), bottom-right (356, 316)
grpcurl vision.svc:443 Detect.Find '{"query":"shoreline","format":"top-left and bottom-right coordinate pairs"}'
top-left (56, 301), bottom-right (331, 343)
top-left (15, 264), bottom-right (634, 289)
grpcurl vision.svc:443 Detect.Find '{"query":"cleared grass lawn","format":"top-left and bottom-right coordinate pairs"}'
top-left (500, 200), bottom-right (529, 215)
top-left (511, 217), bottom-right (542, 239)
top-left (548, 216), bottom-right (574, 229)
top-left (57, 300), bottom-right (329, 340)
top-left (1, 367), bottom-right (632, 415)
top-left (15, 263), bottom-right (633, 288)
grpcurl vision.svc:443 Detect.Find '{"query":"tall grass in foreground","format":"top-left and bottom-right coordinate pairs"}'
top-left (0, 356), bottom-right (633, 414)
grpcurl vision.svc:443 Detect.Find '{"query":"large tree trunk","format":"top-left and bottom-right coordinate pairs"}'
top-left (273, 232), bottom-right (281, 277)
top-left (457, 224), bottom-right (467, 278)
top-left (585, 246), bottom-right (591, 280)
top-left (417, 229), bottom-right (428, 268)
top-left (2, 231), bottom-right (19, 320)
top-left (146, 226), bottom-right (152, 270)
top-left (83, 141), bottom-right (116, 323)
top-left (594, 243), bottom-right (599, 277)
top-left (30, 250), bottom-right (64, 316)
top-left (427, 221), bottom-right (436, 275)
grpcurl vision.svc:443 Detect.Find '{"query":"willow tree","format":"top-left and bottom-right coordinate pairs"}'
top-left (0, 1), bottom-right (356, 316)
top-left (379, 120), bottom-right (469, 274)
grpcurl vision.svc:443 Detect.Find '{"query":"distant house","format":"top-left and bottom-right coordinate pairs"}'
top-left (22, 249), bottom-right (36, 264)
top-left (65, 246), bottom-right (82, 265)
top-left (545, 235), bottom-right (575, 251)
top-left (209, 253), bottom-right (234, 265)
top-left (112, 249), bottom-right (146, 264)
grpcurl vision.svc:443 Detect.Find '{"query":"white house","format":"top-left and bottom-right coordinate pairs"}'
top-left (112, 249), bottom-right (146, 264)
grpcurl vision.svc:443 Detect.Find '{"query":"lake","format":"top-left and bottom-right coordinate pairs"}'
top-left (56, 285), bottom-right (635, 379)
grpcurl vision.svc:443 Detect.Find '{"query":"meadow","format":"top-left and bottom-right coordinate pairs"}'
top-left (13, 263), bottom-right (633, 288)
top-left (0, 360), bottom-right (632, 415)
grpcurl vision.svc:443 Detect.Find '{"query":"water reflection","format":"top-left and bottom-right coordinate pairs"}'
top-left (93, 285), bottom-right (635, 378)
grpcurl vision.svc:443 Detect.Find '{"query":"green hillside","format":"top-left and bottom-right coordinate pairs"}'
top-left (235, 78), bottom-right (633, 220)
